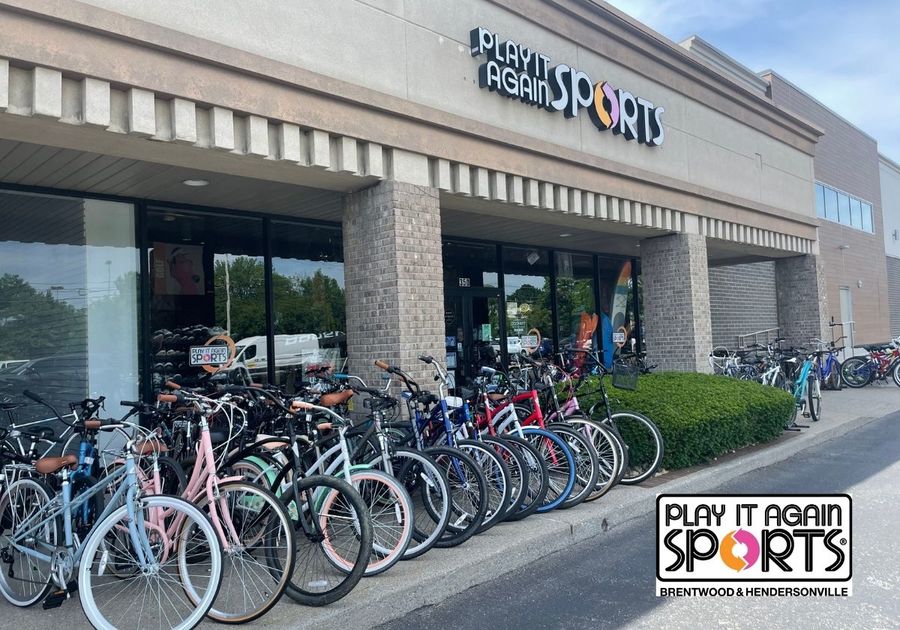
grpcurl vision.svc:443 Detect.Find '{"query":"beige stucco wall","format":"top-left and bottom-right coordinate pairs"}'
top-left (77, 0), bottom-right (815, 219)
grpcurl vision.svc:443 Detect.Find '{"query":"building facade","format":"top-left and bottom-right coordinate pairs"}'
top-left (881, 154), bottom-right (900, 337)
top-left (0, 0), bottom-right (827, 413)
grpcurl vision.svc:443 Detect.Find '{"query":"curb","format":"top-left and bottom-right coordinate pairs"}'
top-left (264, 408), bottom-right (888, 629)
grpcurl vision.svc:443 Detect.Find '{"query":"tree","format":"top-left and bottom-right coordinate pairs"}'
top-left (0, 274), bottom-right (86, 361)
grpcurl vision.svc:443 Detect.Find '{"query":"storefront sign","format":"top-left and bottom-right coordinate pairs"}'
top-left (190, 345), bottom-right (230, 366)
top-left (470, 27), bottom-right (665, 147)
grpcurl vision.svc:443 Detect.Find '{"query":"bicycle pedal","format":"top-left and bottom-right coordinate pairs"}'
top-left (42, 589), bottom-right (69, 609)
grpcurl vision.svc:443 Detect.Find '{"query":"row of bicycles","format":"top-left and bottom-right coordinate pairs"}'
top-left (710, 333), bottom-right (900, 428)
top-left (0, 347), bottom-right (663, 629)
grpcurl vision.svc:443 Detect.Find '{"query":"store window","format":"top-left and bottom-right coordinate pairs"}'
top-left (817, 181), bottom-right (874, 233)
top-left (148, 209), bottom-right (265, 388)
top-left (271, 221), bottom-right (346, 386)
top-left (598, 257), bottom-right (637, 368)
top-left (443, 240), bottom-right (498, 288)
top-left (503, 246), bottom-right (552, 355)
top-left (0, 190), bottom-right (139, 420)
top-left (815, 184), bottom-right (826, 219)
top-left (555, 253), bottom-right (596, 350)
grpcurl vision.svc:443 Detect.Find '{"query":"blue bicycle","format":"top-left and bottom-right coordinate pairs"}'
top-left (783, 347), bottom-right (822, 426)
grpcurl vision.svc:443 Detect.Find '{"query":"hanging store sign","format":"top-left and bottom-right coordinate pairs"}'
top-left (470, 27), bottom-right (665, 147)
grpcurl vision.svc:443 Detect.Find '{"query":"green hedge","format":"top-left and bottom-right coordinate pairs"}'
top-left (572, 372), bottom-right (795, 471)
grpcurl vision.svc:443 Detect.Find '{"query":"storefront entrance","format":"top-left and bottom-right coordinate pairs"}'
top-left (444, 290), bottom-right (501, 389)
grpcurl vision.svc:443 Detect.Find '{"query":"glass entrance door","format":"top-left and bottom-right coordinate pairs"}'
top-left (444, 292), bottom-right (500, 390)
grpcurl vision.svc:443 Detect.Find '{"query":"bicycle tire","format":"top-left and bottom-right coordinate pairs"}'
top-left (193, 480), bottom-right (295, 623)
top-left (518, 427), bottom-right (575, 513)
top-left (456, 439), bottom-right (511, 533)
top-left (608, 411), bottom-right (664, 485)
top-left (81, 493), bottom-right (223, 630)
top-left (382, 448), bottom-right (451, 559)
top-left (284, 474), bottom-right (373, 606)
top-left (480, 435), bottom-right (529, 519)
top-left (498, 433), bottom-right (548, 521)
top-left (0, 476), bottom-right (57, 607)
top-left (426, 446), bottom-right (488, 548)
top-left (807, 374), bottom-right (822, 422)
top-left (840, 357), bottom-right (872, 388)
top-left (556, 413), bottom-right (621, 501)
top-left (546, 424), bottom-right (599, 509)
top-left (348, 468), bottom-right (413, 576)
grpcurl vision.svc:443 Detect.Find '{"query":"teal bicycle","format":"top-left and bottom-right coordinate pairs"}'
top-left (782, 347), bottom-right (822, 428)
top-left (0, 392), bottom-right (222, 629)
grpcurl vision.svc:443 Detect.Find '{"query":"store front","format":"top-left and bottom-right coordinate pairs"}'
top-left (0, 186), bottom-right (346, 418)
top-left (441, 238), bottom-right (638, 388)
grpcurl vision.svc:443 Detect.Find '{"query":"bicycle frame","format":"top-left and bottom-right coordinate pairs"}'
top-left (8, 455), bottom-right (158, 582)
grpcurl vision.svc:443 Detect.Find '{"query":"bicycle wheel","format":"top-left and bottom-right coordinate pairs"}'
top-left (285, 474), bottom-right (373, 606)
top-left (499, 434), bottom-right (549, 522)
top-left (807, 374), bottom-right (822, 421)
top-left (561, 415), bottom-right (621, 502)
top-left (608, 411), bottom-right (664, 485)
top-left (892, 360), bottom-right (900, 388)
top-left (480, 435), bottom-right (529, 519)
top-left (0, 477), bottom-right (57, 607)
top-left (456, 439), bottom-right (511, 533)
top-left (827, 359), bottom-right (843, 391)
top-left (518, 427), bottom-right (575, 513)
top-left (387, 448), bottom-right (451, 559)
top-left (349, 468), bottom-right (413, 576)
top-left (426, 446), bottom-right (488, 548)
top-left (194, 480), bottom-right (295, 623)
top-left (80, 494), bottom-right (222, 630)
top-left (840, 357), bottom-right (872, 388)
top-left (547, 424), bottom-right (599, 509)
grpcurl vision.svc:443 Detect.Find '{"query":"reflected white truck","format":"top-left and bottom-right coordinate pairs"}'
top-left (232, 334), bottom-right (321, 377)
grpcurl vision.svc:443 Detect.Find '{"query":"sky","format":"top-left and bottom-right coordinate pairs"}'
top-left (605, 0), bottom-right (900, 161)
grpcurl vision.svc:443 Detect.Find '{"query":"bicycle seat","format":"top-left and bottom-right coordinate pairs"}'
top-left (863, 343), bottom-right (890, 351)
top-left (135, 438), bottom-right (169, 455)
top-left (318, 390), bottom-right (353, 407)
top-left (34, 454), bottom-right (77, 474)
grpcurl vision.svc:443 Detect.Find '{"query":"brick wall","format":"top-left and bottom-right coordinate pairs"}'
top-left (886, 256), bottom-right (900, 337)
top-left (774, 254), bottom-right (828, 348)
top-left (764, 73), bottom-right (889, 344)
top-left (641, 233), bottom-right (712, 372)
top-left (708, 261), bottom-right (778, 347)
top-left (343, 180), bottom-right (445, 390)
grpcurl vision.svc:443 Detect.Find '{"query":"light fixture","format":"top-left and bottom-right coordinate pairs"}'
top-left (838, 244), bottom-right (850, 250)
top-left (162, 214), bottom-right (177, 222)
top-left (182, 179), bottom-right (209, 187)
top-left (559, 233), bottom-right (572, 238)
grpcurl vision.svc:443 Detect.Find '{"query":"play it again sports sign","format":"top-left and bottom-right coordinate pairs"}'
top-left (470, 26), bottom-right (665, 147)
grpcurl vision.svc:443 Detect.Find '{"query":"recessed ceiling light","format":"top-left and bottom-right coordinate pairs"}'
top-left (182, 179), bottom-right (209, 187)
top-left (559, 233), bottom-right (572, 238)
top-left (162, 214), bottom-right (177, 222)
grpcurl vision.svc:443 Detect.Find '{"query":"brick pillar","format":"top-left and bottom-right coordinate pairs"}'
top-left (641, 233), bottom-right (712, 372)
top-left (775, 254), bottom-right (828, 348)
top-left (343, 180), bottom-right (445, 389)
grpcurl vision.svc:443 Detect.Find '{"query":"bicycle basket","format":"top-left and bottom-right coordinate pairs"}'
top-left (611, 362), bottom-right (639, 391)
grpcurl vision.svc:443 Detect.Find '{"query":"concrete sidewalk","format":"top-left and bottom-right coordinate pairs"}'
top-left (260, 386), bottom-right (900, 629)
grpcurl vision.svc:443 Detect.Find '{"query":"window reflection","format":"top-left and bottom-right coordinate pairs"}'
top-left (0, 192), bottom-right (139, 421)
top-left (271, 221), bottom-right (346, 387)
top-left (148, 210), bottom-right (265, 388)
top-left (503, 247), bottom-right (552, 356)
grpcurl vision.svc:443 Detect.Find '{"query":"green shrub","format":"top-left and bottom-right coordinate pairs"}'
top-left (571, 372), bottom-right (795, 471)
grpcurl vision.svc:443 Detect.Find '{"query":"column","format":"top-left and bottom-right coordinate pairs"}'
top-left (775, 254), bottom-right (828, 348)
top-left (641, 233), bottom-right (712, 372)
top-left (343, 180), bottom-right (445, 389)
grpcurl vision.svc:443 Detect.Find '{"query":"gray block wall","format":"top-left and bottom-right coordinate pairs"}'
top-left (887, 256), bottom-right (900, 337)
top-left (641, 233), bottom-right (712, 372)
top-left (774, 254), bottom-right (829, 348)
top-left (343, 180), bottom-right (445, 390)
top-left (708, 261), bottom-right (778, 347)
